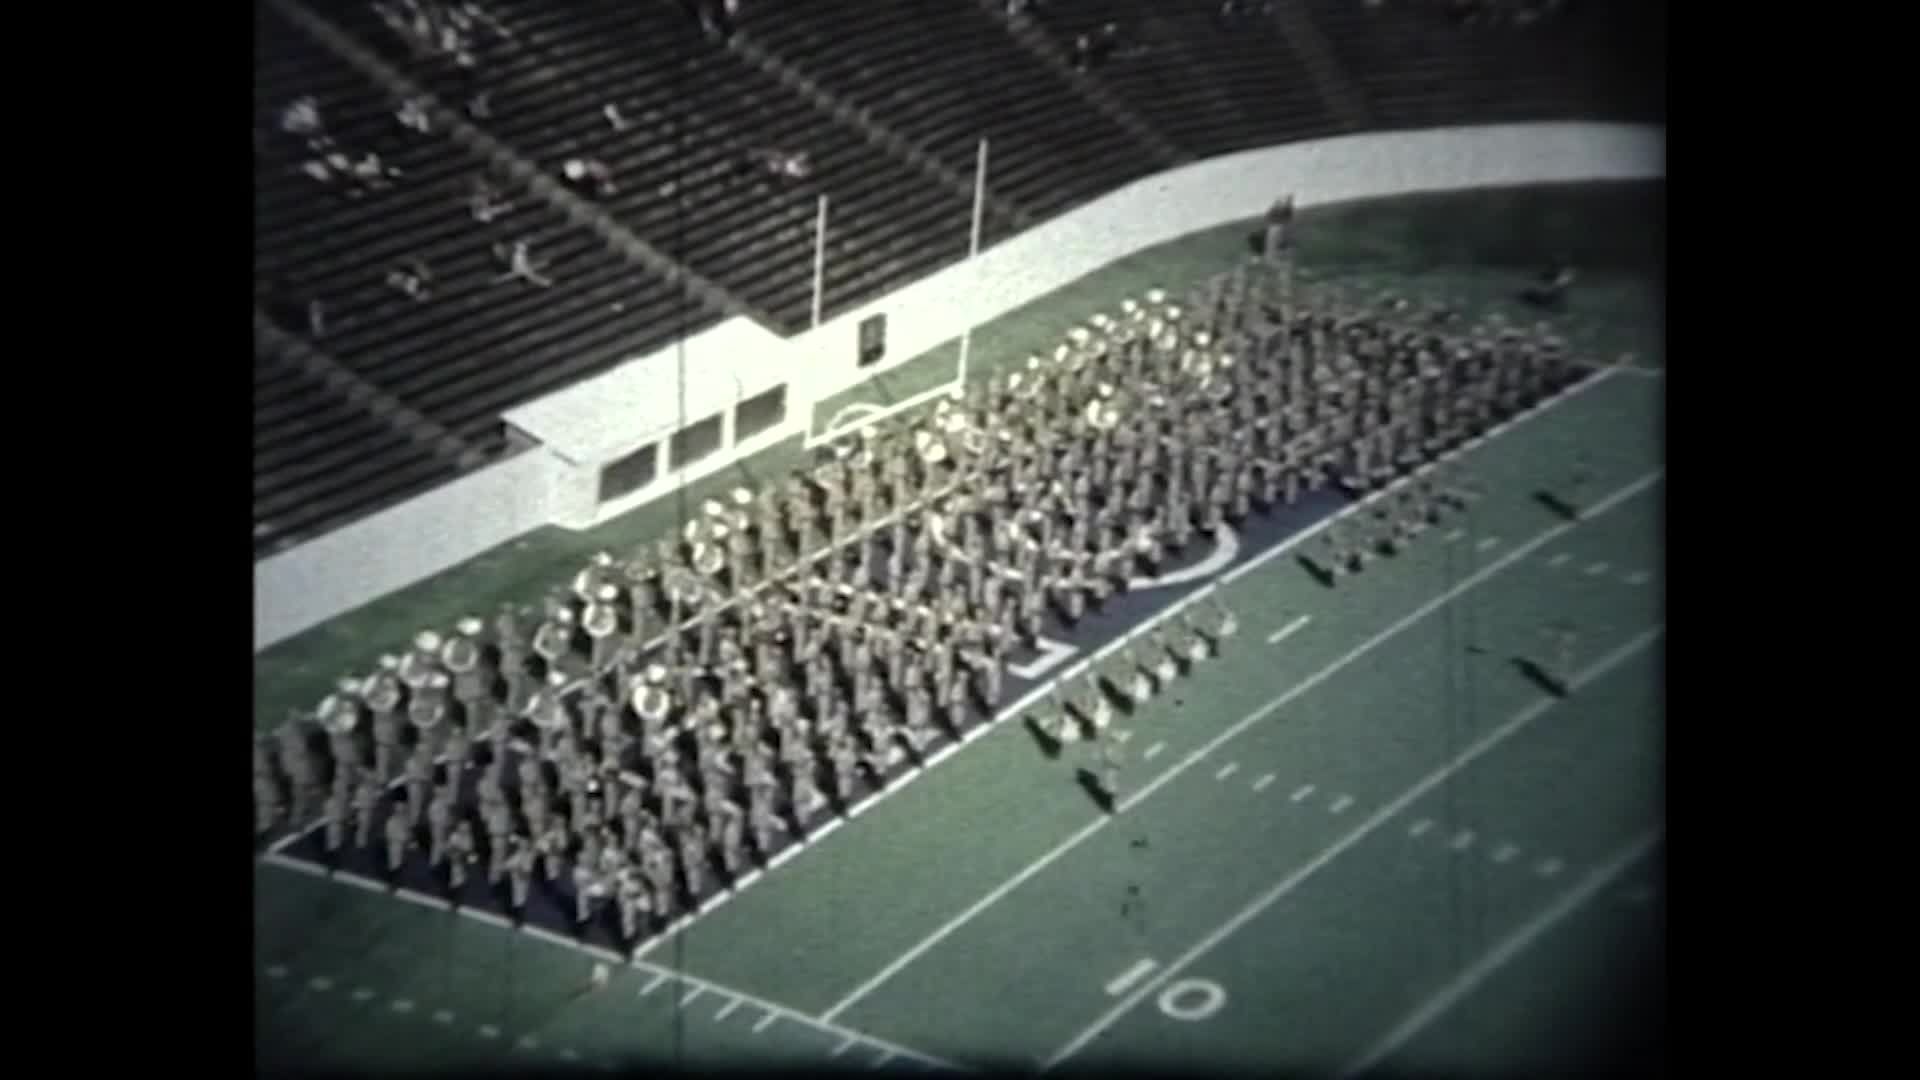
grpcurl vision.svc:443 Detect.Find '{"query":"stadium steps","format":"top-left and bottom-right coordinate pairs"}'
top-left (739, 0), bottom-right (1159, 222)
top-left (254, 308), bottom-right (486, 469)
top-left (723, 26), bottom-right (1038, 235)
top-left (257, 4), bottom-right (698, 448)
top-left (1020, 1), bottom-right (1347, 160)
top-left (1270, 1), bottom-right (1375, 131)
top-left (980, 0), bottom-right (1192, 170)
top-left (272, 0), bottom-right (770, 331)
top-left (252, 346), bottom-right (461, 558)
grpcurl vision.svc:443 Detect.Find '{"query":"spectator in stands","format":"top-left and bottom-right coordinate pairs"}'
top-left (603, 103), bottom-right (629, 133)
top-left (1218, 0), bottom-right (1275, 29)
top-left (386, 258), bottom-right (434, 302)
top-left (688, 0), bottom-right (739, 42)
top-left (307, 298), bottom-right (327, 339)
top-left (469, 175), bottom-right (512, 222)
top-left (563, 157), bottom-right (618, 198)
top-left (745, 147), bottom-right (812, 184)
top-left (280, 96), bottom-right (329, 150)
top-left (468, 90), bottom-right (493, 120)
top-left (396, 98), bottom-right (433, 135)
top-left (494, 239), bottom-right (554, 288)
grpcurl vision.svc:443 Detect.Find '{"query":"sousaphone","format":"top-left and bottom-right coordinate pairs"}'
top-left (317, 677), bottom-right (362, 735)
top-left (630, 663), bottom-right (674, 723)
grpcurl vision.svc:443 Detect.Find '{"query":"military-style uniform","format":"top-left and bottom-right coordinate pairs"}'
top-left (447, 821), bottom-right (477, 890)
top-left (384, 809), bottom-right (412, 872)
top-left (505, 836), bottom-right (536, 909)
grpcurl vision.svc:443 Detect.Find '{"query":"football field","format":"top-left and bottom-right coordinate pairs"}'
top-left (255, 182), bottom-right (1665, 1077)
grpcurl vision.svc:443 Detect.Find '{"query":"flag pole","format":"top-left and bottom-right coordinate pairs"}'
top-left (955, 136), bottom-right (989, 394)
top-left (811, 193), bottom-right (829, 329)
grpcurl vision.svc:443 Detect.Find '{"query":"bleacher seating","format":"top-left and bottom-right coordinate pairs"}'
top-left (332, 0), bottom-right (1002, 333)
top-left (1023, 0), bottom-right (1346, 158)
top-left (253, 342), bottom-right (458, 557)
top-left (739, 0), bottom-right (1159, 221)
top-left (255, 5), bottom-right (697, 446)
top-left (1304, 0), bottom-right (1659, 130)
top-left (254, 0), bottom-right (1659, 562)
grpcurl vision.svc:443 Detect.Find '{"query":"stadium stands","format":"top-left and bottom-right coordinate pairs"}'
top-left (1303, 0), bottom-right (1661, 130)
top-left (253, 338), bottom-right (460, 556)
top-left (255, 0), bottom-right (1658, 561)
top-left (738, 0), bottom-right (1163, 220)
top-left (255, 4), bottom-right (698, 452)
top-left (1019, 0), bottom-right (1350, 157)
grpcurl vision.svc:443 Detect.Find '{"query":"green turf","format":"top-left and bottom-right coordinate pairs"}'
top-left (255, 180), bottom-right (1665, 1076)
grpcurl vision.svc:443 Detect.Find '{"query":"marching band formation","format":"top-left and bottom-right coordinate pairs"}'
top-left (254, 250), bottom-right (1585, 948)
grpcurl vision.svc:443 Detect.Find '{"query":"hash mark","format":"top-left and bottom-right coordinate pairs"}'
top-left (391, 999), bottom-right (415, 1014)
top-left (1536, 857), bottom-right (1565, 878)
top-left (1253, 773), bottom-right (1276, 792)
top-left (1476, 536), bottom-right (1501, 552)
top-left (1216, 762), bottom-right (1240, 781)
top-left (753, 1010), bottom-right (779, 1034)
top-left (1409, 819), bottom-right (1433, 838)
top-left (1291, 784), bottom-right (1316, 803)
top-left (1145, 741), bottom-right (1165, 761)
top-left (1329, 794), bottom-right (1354, 815)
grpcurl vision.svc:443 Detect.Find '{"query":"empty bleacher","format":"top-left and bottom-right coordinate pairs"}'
top-left (740, 0), bottom-right (1161, 221)
top-left (1304, 0), bottom-right (1658, 131)
top-left (1022, 0), bottom-right (1346, 158)
top-left (253, 342), bottom-right (459, 557)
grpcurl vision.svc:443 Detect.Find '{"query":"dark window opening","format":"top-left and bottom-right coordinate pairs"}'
top-left (598, 442), bottom-right (658, 503)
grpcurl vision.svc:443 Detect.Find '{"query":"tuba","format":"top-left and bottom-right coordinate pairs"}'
top-left (583, 591), bottom-right (619, 638)
top-left (630, 665), bottom-right (673, 725)
top-left (913, 428), bottom-right (948, 466)
top-left (409, 672), bottom-right (449, 732)
top-left (317, 679), bottom-right (361, 735)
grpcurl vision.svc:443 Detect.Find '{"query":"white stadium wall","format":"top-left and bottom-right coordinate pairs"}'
top-left (256, 122), bottom-right (1664, 653)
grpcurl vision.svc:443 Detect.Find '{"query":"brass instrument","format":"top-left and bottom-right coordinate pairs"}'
top-left (914, 428), bottom-right (948, 465)
top-left (691, 540), bottom-right (727, 578)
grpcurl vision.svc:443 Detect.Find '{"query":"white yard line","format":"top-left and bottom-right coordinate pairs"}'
top-left (1266, 615), bottom-right (1311, 646)
top-left (820, 472), bottom-right (1660, 1026)
top-left (1103, 958), bottom-right (1159, 998)
top-left (1338, 831), bottom-right (1663, 1078)
top-left (1041, 627), bottom-right (1663, 1069)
